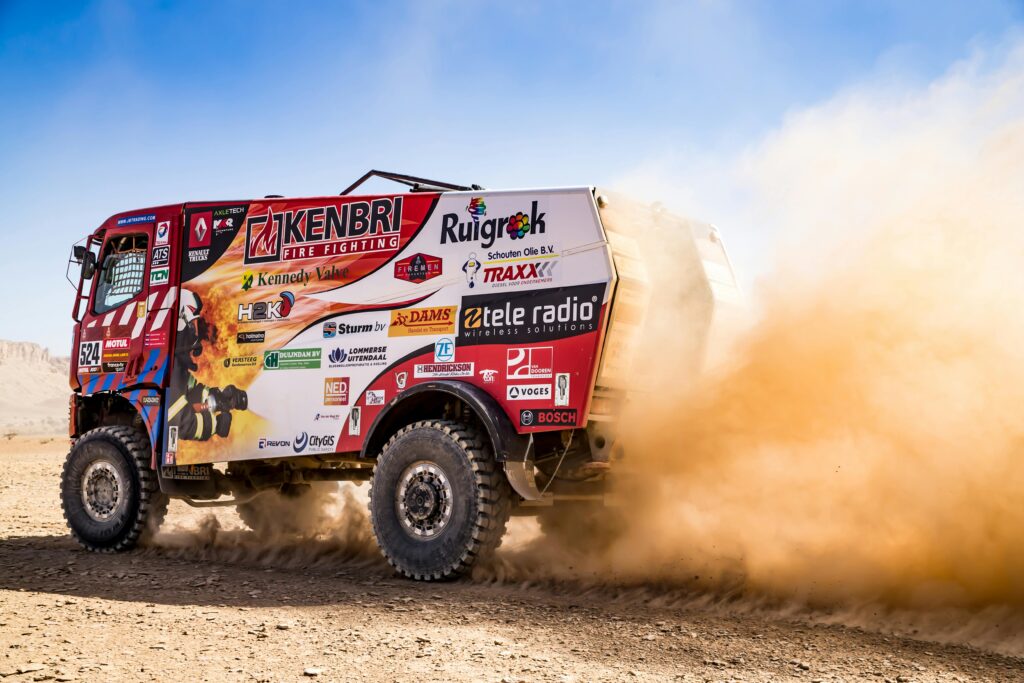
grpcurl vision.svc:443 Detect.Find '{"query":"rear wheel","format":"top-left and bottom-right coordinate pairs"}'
top-left (60, 426), bottom-right (168, 551)
top-left (369, 420), bottom-right (510, 580)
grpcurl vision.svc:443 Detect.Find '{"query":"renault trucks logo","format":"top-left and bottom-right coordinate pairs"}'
top-left (238, 291), bottom-right (294, 322)
top-left (243, 197), bottom-right (404, 265)
top-left (459, 283), bottom-right (604, 345)
top-left (394, 253), bottom-right (442, 283)
top-left (191, 212), bottom-right (211, 246)
top-left (441, 201), bottom-right (546, 249)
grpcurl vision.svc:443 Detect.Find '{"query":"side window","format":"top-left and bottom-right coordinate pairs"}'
top-left (94, 233), bottom-right (148, 314)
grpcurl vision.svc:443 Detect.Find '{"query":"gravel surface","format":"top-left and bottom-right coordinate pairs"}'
top-left (1, 437), bottom-right (1021, 682)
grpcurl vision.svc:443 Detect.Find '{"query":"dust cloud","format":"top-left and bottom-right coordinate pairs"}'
top-left (490, 42), bottom-right (1024, 654)
top-left (151, 484), bottom-right (383, 572)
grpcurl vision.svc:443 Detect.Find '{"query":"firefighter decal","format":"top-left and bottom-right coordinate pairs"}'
top-left (167, 289), bottom-right (248, 442)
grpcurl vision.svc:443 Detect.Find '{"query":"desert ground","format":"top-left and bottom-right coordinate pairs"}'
top-left (0, 436), bottom-right (1021, 682)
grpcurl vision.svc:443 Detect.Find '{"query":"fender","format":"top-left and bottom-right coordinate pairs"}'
top-left (361, 380), bottom-right (532, 463)
top-left (119, 388), bottom-right (163, 468)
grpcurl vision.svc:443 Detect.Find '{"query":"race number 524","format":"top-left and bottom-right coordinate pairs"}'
top-left (78, 341), bottom-right (101, 370)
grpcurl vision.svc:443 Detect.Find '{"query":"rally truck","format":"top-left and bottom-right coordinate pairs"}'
top-left (63, 170), bottom-right (738, 580)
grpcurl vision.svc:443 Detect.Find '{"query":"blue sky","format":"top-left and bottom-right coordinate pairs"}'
top-left (1, 0), bottom-right (1021, 354)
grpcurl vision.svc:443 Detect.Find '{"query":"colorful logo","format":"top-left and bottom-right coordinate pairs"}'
top-left (241, 271), bottom-right (254, 291)
top-left (467, 197), bottom-right (487, 221)
top-left (506, 211), bottom-right (531, 239)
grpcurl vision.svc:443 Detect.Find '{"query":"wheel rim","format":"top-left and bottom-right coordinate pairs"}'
top-left (81, 460), bottom-right (124, 522)
top-left (396, 461), bottom-right (452, 539)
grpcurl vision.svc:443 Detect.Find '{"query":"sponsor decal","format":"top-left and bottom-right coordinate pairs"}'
top-left (258, 437), bottom-right (291, 449)
top-left (434, 337), bottom-right (455, 363)
top-left (161, 464), bottom-right (212, 480)
top-left (244, 197), bottom-right (404, 265)
top-left (102, 337), bottom-right (130, 372)
top-left (462, 253), bottom-right (482, 288)
top-left (482, 259), bottom-right (557, 288)
top-left (554, 373), bottom-right (570, 407)
top-left (168, 425), bottom-right (179, 452)
top-left (388, 306), bottom-right (457, 337)
top-left (314, 412), bottom-right (341, 421)
top-left (136, 302), bottom-right (146, 319)
top-left (212, 206), bottom-right (244, 233)
top-left (187, 212), bottom-right (212, 262)
top-left (149, 267), bottom-right (170, 287)
top-left (441, 200), bottom-right (546, 249)
top-left (236, 331), bottom-right (265, 344)
top-left (145, 330), bottom-right (168, 347)
top-left (238, 291), bottom-right (295, 322)
top-left (152, 245), bottom-right (170, 267)
top-left (506, 346), bottom-right (553, 379)
top-left (414, 362), bottom-right (475, 379)
top-left (140, 395), bottom-right (161, 406)
top-left (222, 355), bottom-right (259, 368)
top-left (116, 213), bottom-right (155, 226)
top-left (263, 347), bottom-right (321, 370)
top-left (301, 433), bottom-right (336, 453)
top-left (348, 406), bottom-right (362, 436)
top-left (506, 384), bottom-right (551, 401)
top-left (395, 371), bottom-right (408, 389)
top-left (459, 283), bottom-right (604, 345)
top-left (479, 368), bottom-right (498, 383)
top-left (324, 377), bottom-right (350, 406)
top-left (78, 340), bottom-right (101, 371)
top-left (327, 345), bottom-right (387, 368)
top-left (365, 389), bottom-right (385, 406)
top-left (394, 253), bottom-right (442, 283)
top-left (520, 408), bottom-right (577, 427)
top-left (190, 212), bottom-right (212, 247)
top-left (242, 265), bottom-right (349, 290)
top-left (293, 432), bottom-right (308, 453)
top-left (323, 319), bottom-right (386, 337)
top-left (155, 220), bottom-right (170, 245)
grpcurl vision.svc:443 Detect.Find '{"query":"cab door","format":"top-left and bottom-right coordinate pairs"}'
top-left (76, 220), bottom-right (156, 393)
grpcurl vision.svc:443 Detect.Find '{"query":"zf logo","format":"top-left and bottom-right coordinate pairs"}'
top-left (78, 341), bottom-right (101, 369)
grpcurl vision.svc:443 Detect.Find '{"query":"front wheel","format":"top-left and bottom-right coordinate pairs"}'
top-left (60, 426), bottom-right (168, 552)
top-left (369, 420), bottom-right (510, 580)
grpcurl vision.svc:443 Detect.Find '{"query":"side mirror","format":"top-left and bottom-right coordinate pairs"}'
top-left (73, 245), bottom-right (87, 261)
top-left (81, 251), bottom-right (97, 280)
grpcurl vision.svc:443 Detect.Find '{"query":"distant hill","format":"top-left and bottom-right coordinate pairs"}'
top-left (0, 340), bottom-right (69, 435)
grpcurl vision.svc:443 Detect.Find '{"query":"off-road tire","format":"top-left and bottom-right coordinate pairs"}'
top-left (369, 420), bottom-right (511, 581)
top-left (236, 483), bottom-right (315, 536)
top-left (60, 426), bottom-right (168, 552)
top-left (537, 501), bottom-right (626, 554)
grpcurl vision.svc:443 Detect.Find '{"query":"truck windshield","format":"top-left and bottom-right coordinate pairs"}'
top-left (94, 234), bottom-right (148, 314)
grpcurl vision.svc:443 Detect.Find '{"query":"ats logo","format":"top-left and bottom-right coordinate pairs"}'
top-left (244, 197), bottom-right (404, 265)
top-left (394, 253), bottom-right (442, 283)
top-left (238, 291), bottom-right (295, 322)
top-left (441, 200), bottom-right (546, 249)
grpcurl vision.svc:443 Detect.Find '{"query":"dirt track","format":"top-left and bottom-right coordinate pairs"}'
top-left (0, 438), bottom-right (1021, 682)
